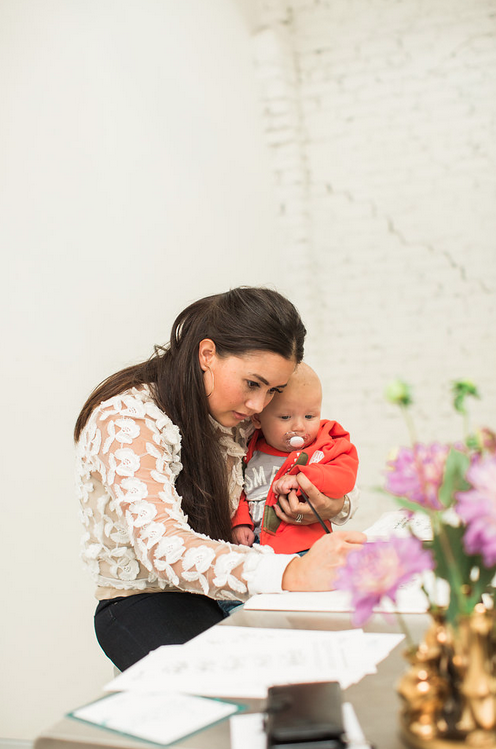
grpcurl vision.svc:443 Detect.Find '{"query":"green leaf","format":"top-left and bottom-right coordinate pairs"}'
top-left (466, 563), bottom-right (496, 611)
top-left (427, 523), bottom-right (493, 623)
top-left (427, 526), bottom-right (464, 586)
top-left (393, 497), bottom-right (433, 516)
top-left (438, 448), bottom-right (471, 508)
top-left (452, 380), bottom-right (480, 414)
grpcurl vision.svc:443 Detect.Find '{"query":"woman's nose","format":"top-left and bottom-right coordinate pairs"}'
top-left (246, 390), bottom-right (270, 413)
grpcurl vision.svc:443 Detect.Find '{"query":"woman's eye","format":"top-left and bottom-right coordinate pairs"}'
top-left (268, 387), bottom-right (283, 395)
top-left (247, 380), bottom-right (260, 389)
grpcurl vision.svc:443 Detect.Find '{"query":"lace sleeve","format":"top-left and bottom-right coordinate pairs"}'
top-left (78, 389), bottom-right (283, 600)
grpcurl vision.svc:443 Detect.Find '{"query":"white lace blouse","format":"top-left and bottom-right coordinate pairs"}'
top-left (76, 387), bottom-right (293, 601)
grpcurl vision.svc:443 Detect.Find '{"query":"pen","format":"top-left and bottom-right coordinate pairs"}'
top-left (298, 487), bottom-right (331, 534)
top-left (293, 452), bottom-right (331, 534)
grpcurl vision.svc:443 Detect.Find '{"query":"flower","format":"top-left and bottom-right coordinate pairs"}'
top-left (474, 427), bottom-right (496, 454)
top-left (456, 454), bottom-right (496, 567)
top-left (385, 379), bottom-right (413, 406)
top-left (115, 447), bottom-right (141, 477)
top-left (334, 537), bottom-right (434, 626)
top-left (385, 443), bottom-right (450, 510)
top-left (337, 379), bottom-right (496, 632)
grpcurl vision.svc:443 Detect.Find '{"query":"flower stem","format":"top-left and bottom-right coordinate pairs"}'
top-left (395, 609), bottom-right (415, 650)
top-left (432, 515), bottom-right (468, 616)
top-left (400, 404), bottom-right (417, 446)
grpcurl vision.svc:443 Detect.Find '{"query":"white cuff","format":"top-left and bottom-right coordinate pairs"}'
top-left (247, 552), bottom-right (297, 595)
top-left (331, 486), bottom-right (360, 526)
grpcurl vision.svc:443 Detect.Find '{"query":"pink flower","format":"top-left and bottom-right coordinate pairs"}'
top-left (385, 443), bottom-right (450, 510)
top-left (476, 428), bottom-right (496, 454)
top-left (334, 537), bottom-right (434, 626)
top-left (456, 454), bottom-right (496, 568)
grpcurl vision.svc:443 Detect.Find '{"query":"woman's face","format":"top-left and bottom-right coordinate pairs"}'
top-left (200, 343), bottom-right (296, 428)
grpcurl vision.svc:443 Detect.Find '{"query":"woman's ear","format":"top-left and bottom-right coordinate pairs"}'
top-left (252, 413), bottom-right (263, 429)
top-left (198, 338), bottom-right (217, 372)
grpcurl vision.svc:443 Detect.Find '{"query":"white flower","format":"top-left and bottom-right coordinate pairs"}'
top-left (103, 420), bottom-right (116, 453)
top-left (105, 453), bottom-right (116, 485)
top-left (86, 423), bottom-right (102, 457)
top-left (146, 443), bottom-right (162, 460)
top-left (109, 549), bottom-right (140, 581)
top-left (120, 395), bottom-right (147, 419)
top-left (115, 418), bottom-right (141, 444)
top-left (150, 469), bottom-right (171, 485)
top-left (110, 527), bottom-right (130, 545)
top-left (93, 520), bottom-right (105, 541)
top-left (127, 500), bottom-right (157, 527)
top-left (115, 448), bottom-right (140, 477)
top-left (182, 546), bottom-right (216, 575)
top-left (213, 552), bottom-right (248, 594)
top-left (140, 521), bottom-right (166, 549)
top-left (120, 477), bottom-right (148, 501)
top-left (161, 422), bottom-right (182, 446)
top-left (158, 487), bottom-right (178, 505)
top-left (83, 543), bottom-right (103, 560)
top-left (154, 535), bottom-right (185, 565)
top-left (96, 494), bottom-right (110, 515)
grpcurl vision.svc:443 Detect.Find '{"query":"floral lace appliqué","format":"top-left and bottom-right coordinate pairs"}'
top-left (76, 387), bottom-right (272, 598)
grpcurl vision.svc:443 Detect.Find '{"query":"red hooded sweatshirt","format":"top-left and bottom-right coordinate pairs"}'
top-left (232, 419), bottom-right (358, 553)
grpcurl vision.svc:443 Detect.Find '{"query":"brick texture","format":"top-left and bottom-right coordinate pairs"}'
top-left (253, 0), bottom-right (496, 527)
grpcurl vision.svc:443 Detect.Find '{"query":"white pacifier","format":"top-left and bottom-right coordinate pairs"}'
top-left (289, 435), bottom-right (305, 448)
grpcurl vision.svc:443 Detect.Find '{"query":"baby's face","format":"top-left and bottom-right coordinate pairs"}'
top-left (254, 384), bottom-right (322, 452)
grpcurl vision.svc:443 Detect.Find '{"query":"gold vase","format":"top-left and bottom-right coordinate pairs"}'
top-left (398, 606), bottom-right (496, 748)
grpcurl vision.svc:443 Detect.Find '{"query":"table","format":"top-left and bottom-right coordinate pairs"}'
top-left (34, 607), bottom-right (430, 749)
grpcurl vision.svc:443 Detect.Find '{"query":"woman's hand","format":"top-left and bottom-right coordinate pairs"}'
top-left (281, 531), bottom-right (366, 591)
top-left (273, 472), bottom-right (347, 525)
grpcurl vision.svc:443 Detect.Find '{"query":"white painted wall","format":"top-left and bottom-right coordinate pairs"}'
top-left (254, 0), bottom-right (496, 528)
top-left (3, 0), bottom-right (495, 740)
top-left (0, 0), bottom-right (283, 739)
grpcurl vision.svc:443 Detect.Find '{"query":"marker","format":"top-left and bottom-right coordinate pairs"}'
top-left (293, 453), bottom-right (331, 534)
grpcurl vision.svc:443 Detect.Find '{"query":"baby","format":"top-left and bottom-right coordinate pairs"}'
top-left (231, 362), bottom-right (359, 554)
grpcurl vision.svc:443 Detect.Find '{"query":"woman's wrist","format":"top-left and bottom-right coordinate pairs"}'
top-left (281, 556), bottom-right (304, 591)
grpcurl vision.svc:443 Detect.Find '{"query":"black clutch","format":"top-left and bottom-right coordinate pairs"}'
top-left (264, 681), bottom-right (347, 749)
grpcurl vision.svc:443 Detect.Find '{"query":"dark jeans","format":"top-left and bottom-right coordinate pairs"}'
top-left (94, 592), bottom-right (227, 671)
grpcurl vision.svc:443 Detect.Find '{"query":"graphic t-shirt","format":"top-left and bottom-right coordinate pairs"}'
top-left (244, 451), bottom-right (286, 533)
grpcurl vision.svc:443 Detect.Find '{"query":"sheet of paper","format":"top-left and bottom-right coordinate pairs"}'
top-left (243, 589), bottom-right (352, 612)
top-left (106, 627), bottom-right (346, 698)
top-left (230, 703), bottom-right (372, 749)
top-left (70, 691), bottom-right (239, 746)
top-left (243, 510), bottom-right (437, 615)
top-left (105, 626), bottom-right (404, 697)
top-left (243, 577), bottom-right (429, 614)
top-left (364, 509), bottom-right (432, 540)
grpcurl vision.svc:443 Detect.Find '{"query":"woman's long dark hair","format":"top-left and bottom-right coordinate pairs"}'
top-left (74, 287), bottom-right (306, 542)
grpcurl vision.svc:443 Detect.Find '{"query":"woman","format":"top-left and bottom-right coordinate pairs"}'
top-left (75, 287), bottom-right (364, 670)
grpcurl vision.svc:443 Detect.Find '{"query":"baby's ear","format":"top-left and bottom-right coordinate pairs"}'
top-left (252, 413), bottom-right (262, 428)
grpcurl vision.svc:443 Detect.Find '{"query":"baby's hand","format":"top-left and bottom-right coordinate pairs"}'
top-left (232, 525), bottom-right (255, 546)
top-left (272, 475), bottom-right (300, 496)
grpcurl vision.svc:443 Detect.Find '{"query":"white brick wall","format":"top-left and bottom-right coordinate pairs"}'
top-left (253, 0), bottom-right (496, 528)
